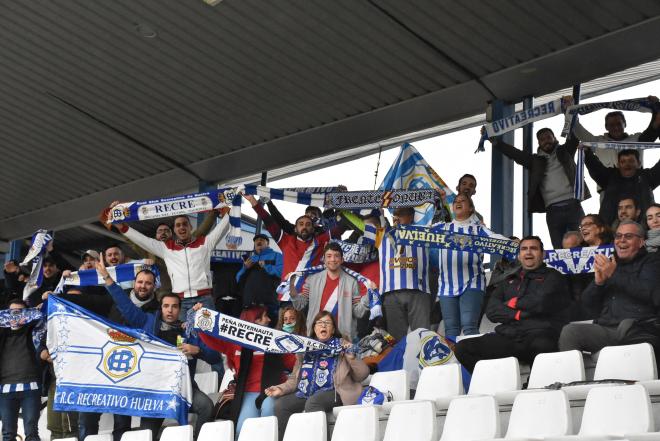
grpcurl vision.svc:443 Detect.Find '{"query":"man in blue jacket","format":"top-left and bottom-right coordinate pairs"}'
top-left (236, 234), bottom-right (283, 318)
top-left (96, 258), bottom-right (221, 439)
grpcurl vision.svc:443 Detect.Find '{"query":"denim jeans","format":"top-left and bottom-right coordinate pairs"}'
top-left (546, 199), bottom-right (584, 249)
top-left (236, 392), bottom-right (275, 436)
top-left (0, 389), bottom-right (41, 441)
top-left (179, 294), bottom-right (215, 321)
top-left (438, 289), bottom-right (484, 339)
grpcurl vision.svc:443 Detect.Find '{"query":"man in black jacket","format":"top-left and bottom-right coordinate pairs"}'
top-left (454, 236), bottom-right (570, 373)
top-left (488, 127), bottom-right (588, 248)
top-left (559, 221), bottom-right (660, 353)
top-left (0, 298), bottom-right (43, 441)
top-left (584, 148), bottom-right (660, 226)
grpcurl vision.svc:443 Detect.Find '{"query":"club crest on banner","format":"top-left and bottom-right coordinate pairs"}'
top-left (418, 334), bottom-right (453, 368)
top-left (97, 329), bottom-right (144, 383)
top-left (195, 310), bottom-right (215, 333)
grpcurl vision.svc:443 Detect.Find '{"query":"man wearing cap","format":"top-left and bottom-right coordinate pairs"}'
top-left (236, 233), bottom-right (283, 318)
top-left (61, 250), bottom-right (107, 296)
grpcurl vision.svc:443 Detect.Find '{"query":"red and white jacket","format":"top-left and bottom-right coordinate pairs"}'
top-left (121, 216), bottom-right (229, 297)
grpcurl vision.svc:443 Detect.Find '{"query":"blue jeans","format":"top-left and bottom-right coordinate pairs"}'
top-left (0, 389), bottom-right (41, 441)
top-left (236, 392), bottom-right (275, 436)
top-left (179, 294), bottom-right (215, 321)
top-left (438, 289), bottom-right (484, 339)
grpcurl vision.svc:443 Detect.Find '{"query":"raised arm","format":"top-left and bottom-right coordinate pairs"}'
top-left (244, 195), bottom-right (283, 242)
top-left (583, 148), bottom-right (611, 188)
top-left (97, 256), bottom-right (148, 327)
top-left (119, 226), bottom-right (167, 259)
top-left (267, 201), bottom-right (296, 235)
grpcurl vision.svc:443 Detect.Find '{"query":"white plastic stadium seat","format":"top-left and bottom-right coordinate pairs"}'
top-left (120, 429), bottom-right (153, 441)
top-left (196, 359), bottom-right (212, 373)
top-left (161, 425), bottom-right (193, 441)
top-left (237, 416), bottom-right (278, 441)
top-left (283, 411), bottom-right (326, 441)
top-left (59, 438), bottom-right (78, 441)
top-left (504, 390), bottom-right (572, 439)
top-left (527, 350), bottom-right (585, 389)
top-left (594, 343), bottom-right (657, 381)
top-left (439, 395), bottom-right (500, 441)
top-left (198, 421), bottom-right (234, 441)
top-left (383, 401), bottom-right (437, 441)
top-left (332, 368), bottom-right (410, 416)
top-left (414, 364), bottom-right (464, 408)
top-left (546, 384), bottom-right (654, 441)
top-left (468, 357), bottom-right (521, 396)
top-left (369, 369), bottom-right (409, 401)
top-left (331, 406), bottom-right (380, 441)
top-left (85, 435), bottom-right (112, 441)
top-left (195, 371), bottom-right (219, 395)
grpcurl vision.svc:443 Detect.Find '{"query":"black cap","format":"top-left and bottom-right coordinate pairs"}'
top-left (253, 233), bottom-right (269, 242)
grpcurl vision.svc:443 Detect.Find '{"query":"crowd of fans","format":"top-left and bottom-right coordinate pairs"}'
top-left (2, 102), bottom-right (660, 441)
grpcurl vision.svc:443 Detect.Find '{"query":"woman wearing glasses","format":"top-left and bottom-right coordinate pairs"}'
top-left (645, 204), bottom-right (660, 252)
top-left (266, 311), bottom-right (369, 439)
top-left (578, 214), bottom-right (613, 247)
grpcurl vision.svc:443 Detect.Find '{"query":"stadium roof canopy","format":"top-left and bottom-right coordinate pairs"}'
top-left (3, 0), bottom-right (660, 243)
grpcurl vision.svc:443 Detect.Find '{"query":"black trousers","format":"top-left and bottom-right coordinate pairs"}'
top-left (454, 330), bottom-right (559, 373)
top-left (546, 199), bottom-right (584, 249)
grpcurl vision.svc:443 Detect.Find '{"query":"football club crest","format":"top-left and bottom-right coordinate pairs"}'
top-left (195, 310), bottom-right (215, 332)
top-left (274, 334), bottom-right (304, 353)
top-left (418, 334), bottom-right (453, 368)
top-left (97, 329), bottom-right (144, 383)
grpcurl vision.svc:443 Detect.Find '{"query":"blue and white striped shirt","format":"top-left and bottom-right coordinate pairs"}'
top-left (365, 225), bottom-right (430, 294)
top-left (434, 219), bottom-right (503, 298)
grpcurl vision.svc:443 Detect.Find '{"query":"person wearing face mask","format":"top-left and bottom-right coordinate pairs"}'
top-left (433, 195), bottom-right (509, 339)
top-left (266, 311), bottom-right (369, 440)
top-left (277, 306), bottom-right (307, 336)
top-left (198, 305), bottom-right (293, 437)
top-left (584, 148), bottom-right (660, 226)
top-left (453, 236), bottom-right (571, 373)
top-left (645, 204), bottom-right (660, 252)
top-left (484, 125), bottom-right (588, 249)
top-left (0, 299), bottom-right (43, 441)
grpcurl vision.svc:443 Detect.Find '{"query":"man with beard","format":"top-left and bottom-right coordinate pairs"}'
top-left (244, 195), bottom-right (337, 294)
top-left (115, 212), bottom-right (230, 320)
top-left (485, 126), bottom-right (588, 248)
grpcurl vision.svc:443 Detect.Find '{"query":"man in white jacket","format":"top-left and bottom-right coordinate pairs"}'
top-left (115, 213), bottom-right (230, 319)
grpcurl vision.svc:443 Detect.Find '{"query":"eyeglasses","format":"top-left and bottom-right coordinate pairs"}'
top-left (614, 233), bottom-right (643, 241)
top-left (314, 320), bottom-right (333, 328)
top-left (579, 221), bottom-right (595, 231)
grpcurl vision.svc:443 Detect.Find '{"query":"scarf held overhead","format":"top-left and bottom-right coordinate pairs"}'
top-left (54, 263), bottom-right (161, 293)
top-left (562, 97), bottom-right (659, 137)
top-left (21, 230), bottom-right (53, 302)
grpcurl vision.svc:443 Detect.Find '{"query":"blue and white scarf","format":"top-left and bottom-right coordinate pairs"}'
top-left (276, 265), bottom-right (383, 319)
top-left (330, 239), bottom-right (378, 264)
top-left (20, 230), bottom-right (53, 302)
top-left (574, 141), bottom-right (660, 200)
top-left (0, 306), bottom-right (46, 352)
top-left (54, 263), bottom-right (161, 294)
top-left (562, 97), bottom-right (659, 137)
top-left (189, 307), bottom-right (338, 354)
top-left (544, 245), bottom-right (615, 274)
top-left (394, 225), bottom-right (519, 260)
top-left (477, 99), bottom-right (564, 152)
top-left (296, 337), bottom-right (341, 398)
